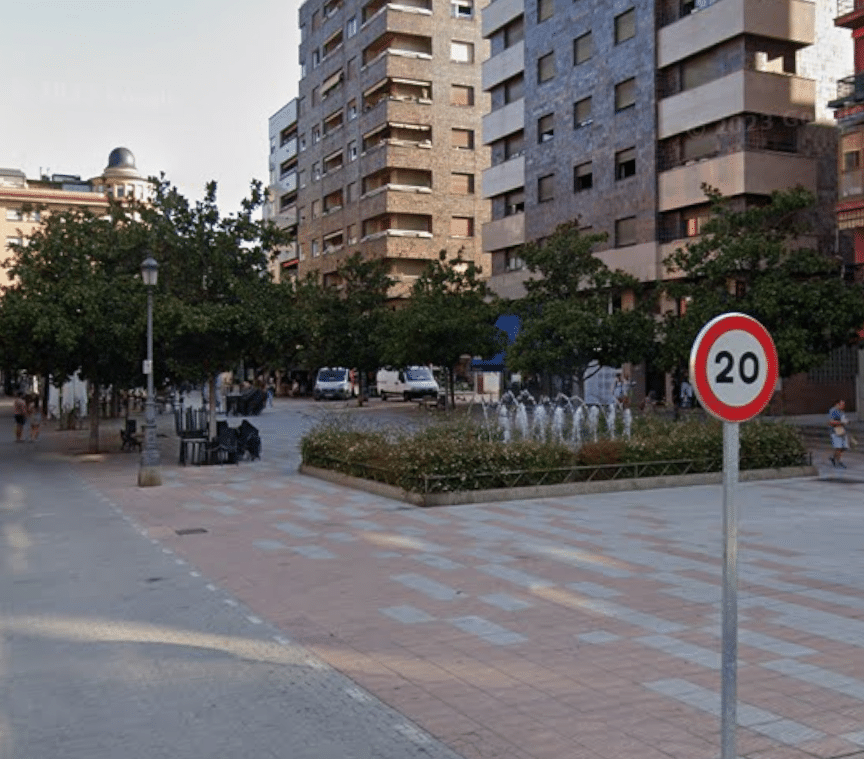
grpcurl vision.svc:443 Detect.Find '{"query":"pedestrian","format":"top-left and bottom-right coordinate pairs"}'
top-left (828, 398), bottom-right (849, 468)
top-left (12, 392), bottom-right (27, 442)
top-left (28, 395), bottom-right (42, 442)
top-left (680, 375), bottom-right (694, 409)
top-left (613, 372), bottom-right (631, 408)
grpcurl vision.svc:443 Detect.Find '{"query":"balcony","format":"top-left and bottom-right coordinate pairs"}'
top-left (830, 73), bottom-right (864, 110)
top-left (482, 214), bottom-right (525, 252)
top-left (658, 0), bottom-right (814, 67)
top-left (658, 150), bottom-right (816, 211)
top-left (482, 41), bottom-right (524, 91)
top-left (482, 0), bottom-right (523, 37)
top-left (482, 155), bottom-right (525, 198)
top-left (483, 99), bottom-right (524, 145)
top-left (658, 69), bottom-right (815, 139)
top-left (837, 0), bottom-right (864, 25)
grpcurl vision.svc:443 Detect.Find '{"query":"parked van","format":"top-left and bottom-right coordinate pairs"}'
top-left (377, 366), bottom-right (439, 401)
top-left (313, 367), bottom-right (355, 400)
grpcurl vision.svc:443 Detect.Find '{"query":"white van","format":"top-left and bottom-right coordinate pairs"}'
top-left (377, 366), bottom-right (439, 401)
top-left (313, 367), bottom-right (355, 400)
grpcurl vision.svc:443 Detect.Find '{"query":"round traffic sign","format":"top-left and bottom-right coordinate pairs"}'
top-left (689, 312), bottom-right (778, 422)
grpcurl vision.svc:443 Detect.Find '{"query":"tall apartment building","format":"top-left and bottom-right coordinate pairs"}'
top-left (295, 0), bottom-right (491, 292)
top-left (830, 0), bottom-right (864, 265)
top-left (265, 99), bottom-right (301, 283)
top-left (481, 0), bottom-right (851, 298)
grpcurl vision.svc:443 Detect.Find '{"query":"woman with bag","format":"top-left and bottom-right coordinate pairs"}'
top-left (828, 398), bottom-right (849, 468)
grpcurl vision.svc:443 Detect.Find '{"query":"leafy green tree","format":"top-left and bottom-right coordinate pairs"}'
top-left (507, 222), bottom-right (656, 398)
top-left (137, 177), bottom-right (291, 437)
top-left (0, 202), bottom-right (147, 451)
top-left (658, 186), bottom-right (864, 384)
top-left (385, 250), bottom-right (506, 406)
top-left (313, 253), bottom-right (392, 403)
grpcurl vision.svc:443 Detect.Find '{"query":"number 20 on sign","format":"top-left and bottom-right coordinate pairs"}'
top-left (689, 312), bottom-right (778, 759)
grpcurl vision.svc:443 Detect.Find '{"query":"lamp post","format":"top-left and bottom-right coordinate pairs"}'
top-left (138, 256), bottom-right (161, 487)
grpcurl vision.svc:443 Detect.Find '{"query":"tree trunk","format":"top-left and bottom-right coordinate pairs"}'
top-left (88, 383), bottom-right (101, 453)
top-left (208, 375), bottom-right (218, 441)
top-left (448, 366), bottom-right (456, 410)
top-left (41, 373), bottom-right (50, 416)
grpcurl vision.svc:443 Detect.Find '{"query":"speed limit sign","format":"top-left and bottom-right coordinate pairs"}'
top-left (689, 312), bottom-right (778, 422)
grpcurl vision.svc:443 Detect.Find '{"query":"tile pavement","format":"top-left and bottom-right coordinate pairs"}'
top-left (36, 413), bottom-right (864, 759)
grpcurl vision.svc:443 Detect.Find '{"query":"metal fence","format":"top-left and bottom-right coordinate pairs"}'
top-left (309, 452), bottom-right (812, 495)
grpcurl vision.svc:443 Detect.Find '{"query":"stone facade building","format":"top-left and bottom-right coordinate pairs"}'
top-left (295, 0), bottom-right (491, 292)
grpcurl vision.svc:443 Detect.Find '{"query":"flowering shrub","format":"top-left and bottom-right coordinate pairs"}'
top-left (300, 414), bottom-right (808, 493)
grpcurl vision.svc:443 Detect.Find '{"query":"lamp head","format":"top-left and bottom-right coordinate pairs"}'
top-left (140, 256), bottom-right (159, 287)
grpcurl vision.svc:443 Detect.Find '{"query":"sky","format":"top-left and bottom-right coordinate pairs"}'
top-left (0, 0), bottom-right (301, 214)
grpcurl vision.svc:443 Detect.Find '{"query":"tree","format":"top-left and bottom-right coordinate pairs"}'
top-left (0, 201), bottom-right (148, 452)
top-left (313, 253), bottom-right (392, 404)
top-left (137, 177), bottom-right (291, 437)
top-left (385, 250), bottom-right (506, 406)
top-left (506, 222), bottom-right (656, 399)
top-left (657, 186), bottom-right (864, 384)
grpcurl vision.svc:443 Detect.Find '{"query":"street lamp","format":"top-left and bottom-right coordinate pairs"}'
top-left (138, 256), bottom-right (161, 487)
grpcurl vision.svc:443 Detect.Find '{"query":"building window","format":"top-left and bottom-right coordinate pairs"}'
top-left (311, 239), bottom-right (320, 257)
top-left (312, 162), bottom-right (320, 181)
top-left (452, 0), bottom-right (473, 18)
top-left (615, 216), bottom-right (637, 246)
top-left (451, 173), bottom-right (475, 194)
top-left (312, 49), bottom-right (320, 69)
top-left (451, 84), bottom-right (474, 106)
top-left (615, 147), bottom-right (636, 179)
top-left (347, 15), bottom-right (357, 36)
top-left (615, 8), bottom-right (635, 43)
top-left (347, 57), bottom-right (357, 80)
top-left (452, 128), bottom-right (475, 149)
top-left (615, 77), bottom-right (636, 111)
top-left (348, 224), bottom-right (357, 244)
top-left (844, 150), bottom-right (860, 172)
top-left (538, 113), bottom-right (554, 143)
top-left (346, 181), bottom-right (356, 202)
top-left (491, 74), bottom-right (523, 110)
top-left (348, 141), bottom-right (358, 160)
top-left (5, 208), bottom-right (22, 221)
top-left (538, 0), bottom-right (554, 22)
top-left (348, 99), bottom-right (357, 120)
top-left (451, 41), bottom-right (474, 63)
top-left (538, 51), bottom-right (556, 83)
top-left (574, 96), bottom-right (592, 127)
top-left (538, 173), bottom-right (555, 202)
top-left (301, 61), bottom-right (308, 78)
top-left (506, 248), bottom-right (525, 271)
top-left (574, 32), bottom-right (592, 65)
top-left (299, 170), bottom-right (306, 188)
top-left (312, 126), bottom-right (321, 143)
top-left (450, 216), bottom-right (474, 237)
top-left (574, 162), bottom-right (593, 191)
top-left (504, 131), bottom-right (524, 160)
top-left (311, 200), bottom-right (320, 219)
top-left (504, 189), bottom-right (524, 215)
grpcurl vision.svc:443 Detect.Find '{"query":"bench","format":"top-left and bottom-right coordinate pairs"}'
top-left (414, 395), bottom-right (446, 411)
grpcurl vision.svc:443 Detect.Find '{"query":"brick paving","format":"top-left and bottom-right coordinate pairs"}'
top-left (18, 401), bottom-right (864, 759)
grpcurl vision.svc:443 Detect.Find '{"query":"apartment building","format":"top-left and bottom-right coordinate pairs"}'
top-left (481, 0), bottom-right (851, 298)
top-left (265, 99), bottom-right (301, 282)
top-left (295, 0), bottom-right (491, 292)
top-left (0, 147), bottom-right (151, 289)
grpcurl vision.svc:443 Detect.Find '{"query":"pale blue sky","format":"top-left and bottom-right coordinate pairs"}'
top-left (0, 0), bottom-right (300, 214)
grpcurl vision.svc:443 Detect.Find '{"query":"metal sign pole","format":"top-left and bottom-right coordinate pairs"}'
top-left (721, 420), bottom-right (739, 759)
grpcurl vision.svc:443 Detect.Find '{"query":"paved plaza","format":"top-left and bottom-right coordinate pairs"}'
top-left (2, 397), bottom-right (864, 759)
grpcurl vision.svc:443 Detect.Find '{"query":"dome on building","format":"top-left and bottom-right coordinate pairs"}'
top-left (103, 147), bottom-right (142, 178)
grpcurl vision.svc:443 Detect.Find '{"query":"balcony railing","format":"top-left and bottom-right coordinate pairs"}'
top-left (833, 72), bottom-right (864, 106)
top-left (837, 0), bottom-right (864, 18)
top-left (657, 0), bottom-right (721, 29)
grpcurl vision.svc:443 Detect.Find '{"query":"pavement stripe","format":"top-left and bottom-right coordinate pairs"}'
top-left (392, 573), bottom-right (461, 601)
top-left (762, 658), bottom-right (864, 702)
top-left (449, 616), bottom-right (527, 646)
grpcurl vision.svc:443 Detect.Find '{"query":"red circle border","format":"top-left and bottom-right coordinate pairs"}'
top-left (690, 313), bottom-right (778, 422)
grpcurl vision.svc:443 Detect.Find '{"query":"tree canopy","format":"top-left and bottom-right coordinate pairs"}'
top-left (506, 222), bottom-right (656, 397)
top-left (658, 186), bottom-right (864, 378)
top-left (384, 250), bottom-right (506, 405)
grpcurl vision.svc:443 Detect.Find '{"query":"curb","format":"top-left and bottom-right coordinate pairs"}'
top-left (298, 463), bottom-right (819, 507)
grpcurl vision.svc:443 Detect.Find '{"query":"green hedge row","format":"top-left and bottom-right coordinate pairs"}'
top-left (300, 415), bottom-right (808, 494)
